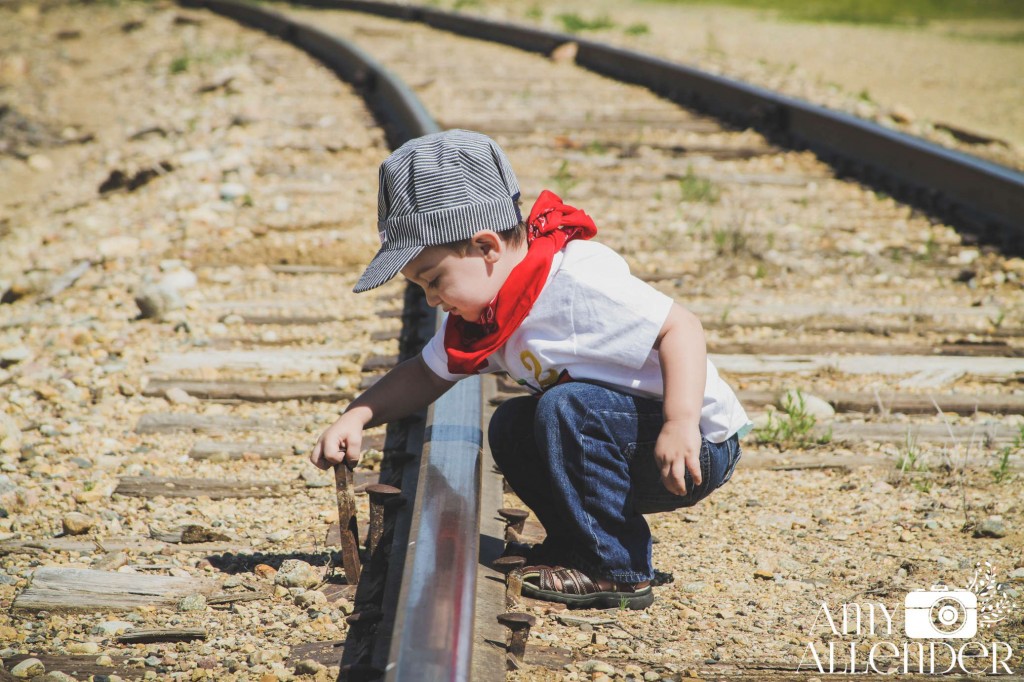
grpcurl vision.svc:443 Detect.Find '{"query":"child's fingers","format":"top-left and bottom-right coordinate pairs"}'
top-left (686, 451), bottom-right (702, 487)
top-left (309, 438), bottom-right (328, 470)
top-left (662, 459), bottom-right (688, 496)
top-left (342, 434), bottom-right (362, 468)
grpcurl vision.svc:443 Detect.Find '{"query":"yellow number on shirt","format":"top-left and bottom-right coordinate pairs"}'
top-left (520, 350), bottom-right (559, 389)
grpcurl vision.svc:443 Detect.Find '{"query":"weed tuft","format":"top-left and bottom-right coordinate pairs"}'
top-left (169, 55), bottom-right (190, 74)
top-left (755, 389), bottom-right (831, 448)
top-left (678, 166), bottom-right (719, 203)
top-left (557, 12), bottom-right (616, 33)
top-left (991, 425), bottom-right (1023, 484)
top-left (552, 160), bottom-right (578, 197)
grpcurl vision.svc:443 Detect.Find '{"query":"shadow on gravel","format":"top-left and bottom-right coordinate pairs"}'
top-left (204, 549), bottom-right (345, 576)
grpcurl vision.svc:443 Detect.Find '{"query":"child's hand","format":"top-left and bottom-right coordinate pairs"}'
top-left (310, 412), bottom-right (365, 470)
top-left (654, 419), bottom-right (702, 496)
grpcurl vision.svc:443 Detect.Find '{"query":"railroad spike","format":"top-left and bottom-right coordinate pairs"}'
top-left (497, 612), bottom-right (537, 669)
top-left (497, 507), bottom-right (529, 541)
top-left (334, 462), bottom-right (361, 586)
top-left (492, 556), bottom-right (526, 609)
top-left (364, 483), bottom-right (402, 556)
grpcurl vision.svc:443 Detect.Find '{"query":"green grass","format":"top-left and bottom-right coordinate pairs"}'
top-left (678, 167), bottom-right (719, 203)
top-left (624, 22), bottom-right (651, 36)
top-left (991, 425), bottom-right (1023, 484)
top-left (949, 29), bottom-right (1024, 45)
top-left (170, 55), bottom-right (190, 74)
top-left (551, 160), bottom-right (579, 197)
top-left (711, 225), bottom-right (748, 256)
top-left (754, 389), bottom-right (832, 448)
top-left (641, 0), bottom-right (1024, 26)
top-left (897, 432), bottom-right (928, 474)
top-left (557, 12), bottom-right (616, 33)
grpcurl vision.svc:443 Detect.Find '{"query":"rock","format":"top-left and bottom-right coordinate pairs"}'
top-left (266, 529), bottom-right (292, 543)
top-left (0, 413), bottom-right (21, 453)
top-left (220, 182), bottom-right (247, 201)
top-left (294, 659), bottom-right (323, 675)
top-left (974, 516), bottom-right (1007, 538)
top-left (1009, 567), bottom-right (1024, 581)
top-left (644, 673), bottom-right (660, 681)
top-left (27, 153), bottom-right (53, 171)
top-left (62, 512), bottom-right (95, 535)
top-left (275, 559), bottom-right (320, 588)
top-left (579, 660), bottom-right (616, 675)
top-left (92, 620), bottom-right (135, 636)
top-left (178, 593), bottom-right (207, 611)
top-left (682, 582), bottom-right (706, 593)
top-left (0, 346), bottom-right (31, 366)
top-left (164, 387), bottom-right (197, 405)
top-left (753, 569), bottom-right (775, 580)
top-left (301, 468), bottom-right (331, 488)
top-left (781, 389), bottom-right (834, 419)
top-left (550, 41), bottom-right (578, 63)
top-left (870, 480), bottom-right (895, 494)
top-left (11, 658), bottom-right (44, 678)
top-left (889, 104), bottom-right (915, 124)
top-left (135, 283), bottom-right (184, 319)
top-left (97, 236), bottom-right (141, 259)
top-left (254, 564), bottom-right (277, 579)
top-left (66, 641), bottom-right (100, 654)
top-left (295, 590), bottom-right (327, 609)
top-left (180, 525), bottom-right (231, 543)
top-left (38, 672), bottom-right (79, 682)
top-left (159, 268), bottom-right (197, 292)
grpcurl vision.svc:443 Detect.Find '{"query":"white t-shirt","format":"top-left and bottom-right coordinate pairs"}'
top-left (421, 240), bottom-right (751, 443)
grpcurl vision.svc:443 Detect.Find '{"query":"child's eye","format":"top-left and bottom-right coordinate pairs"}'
top-left (427, 277), bottom-right (439, 289)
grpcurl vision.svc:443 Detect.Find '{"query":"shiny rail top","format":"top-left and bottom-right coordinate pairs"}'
top-left (386, 363), bottom-right (483, 681)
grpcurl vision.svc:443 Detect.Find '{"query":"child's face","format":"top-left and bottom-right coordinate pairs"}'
top-left (400, 236), bottom-right (506, 322)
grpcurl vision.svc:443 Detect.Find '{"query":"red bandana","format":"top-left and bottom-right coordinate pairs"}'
top-left (443, 190), bottom-right (597, 374)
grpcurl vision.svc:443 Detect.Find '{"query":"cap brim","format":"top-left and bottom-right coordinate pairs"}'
top-left (353, 245), bottom-right (425, 293)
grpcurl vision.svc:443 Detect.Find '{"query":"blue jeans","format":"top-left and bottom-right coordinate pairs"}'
top-left (489, 382), bottom-right (742, 584)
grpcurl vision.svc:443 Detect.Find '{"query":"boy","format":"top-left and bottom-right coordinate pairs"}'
top-left (310, 129), bottom-right (750, 610)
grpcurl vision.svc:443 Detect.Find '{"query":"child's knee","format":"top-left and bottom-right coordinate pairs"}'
top-left (535, 382), bottom-right (602, 427)
top-left (488, 396), bottom-right (536, 460)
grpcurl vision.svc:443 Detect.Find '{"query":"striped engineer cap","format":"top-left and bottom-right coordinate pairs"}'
top-left (353, 129), bottom-right (521, 293)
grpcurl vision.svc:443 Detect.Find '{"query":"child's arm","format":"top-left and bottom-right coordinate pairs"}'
top-left (653, 303), bottom-right (708, 495)
top-left (310, 355), bottom-right (455, 470)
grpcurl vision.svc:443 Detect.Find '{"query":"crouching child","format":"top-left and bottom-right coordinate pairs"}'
top-left (310, 129), bottom-right (751, 610)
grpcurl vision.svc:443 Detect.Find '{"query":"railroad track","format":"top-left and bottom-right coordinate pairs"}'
top-left (2, 1), bottom-right (1022, 681)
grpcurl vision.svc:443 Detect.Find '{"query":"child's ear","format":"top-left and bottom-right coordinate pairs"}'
top-left (472, 230), bottom-right (503, 262)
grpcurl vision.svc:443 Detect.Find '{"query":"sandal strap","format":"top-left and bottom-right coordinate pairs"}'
top-left (525, 565), bottom-right (611, 596)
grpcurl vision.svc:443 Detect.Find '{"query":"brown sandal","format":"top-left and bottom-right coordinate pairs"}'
top-left (520, 565), bottom-right (654, 610)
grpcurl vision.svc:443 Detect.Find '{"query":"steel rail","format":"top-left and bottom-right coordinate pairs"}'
top-left (178, 2), bottom-right (486, 681)
top-left (312, 0), bottom-right (1024, 251)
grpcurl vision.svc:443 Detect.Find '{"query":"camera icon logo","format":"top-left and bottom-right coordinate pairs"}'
top-left (905, 587), bottom-right (977, 639)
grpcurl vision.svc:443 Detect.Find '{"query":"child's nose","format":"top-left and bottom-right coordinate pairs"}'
top-left (425, 291), bottom-right (441, 307)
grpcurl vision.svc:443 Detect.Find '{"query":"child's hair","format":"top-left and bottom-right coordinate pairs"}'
top-left (443, 221), bottom-right (527, 254)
